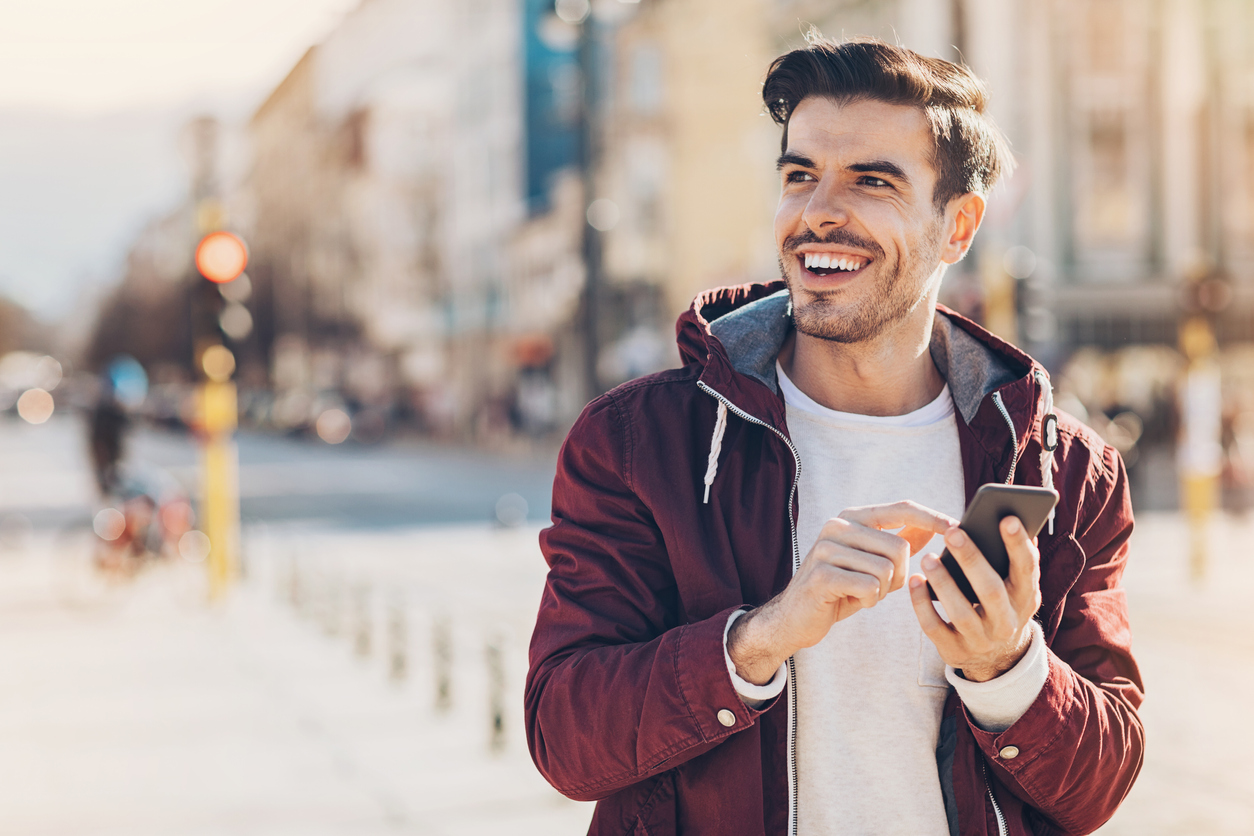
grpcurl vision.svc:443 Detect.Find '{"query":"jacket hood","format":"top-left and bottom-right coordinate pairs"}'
top-left (678, 282), bottom-right (1060, 518)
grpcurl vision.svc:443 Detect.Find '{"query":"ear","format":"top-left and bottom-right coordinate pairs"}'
top-left (939, 193), bottom-right (986, 265)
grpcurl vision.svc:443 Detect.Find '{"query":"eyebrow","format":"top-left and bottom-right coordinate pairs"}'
top-left (848, 160), bottom-right (911, 185)
top-left (777, 152), bottom-right (912, 187)
top-left (776, 151), bottom-right (815, 171)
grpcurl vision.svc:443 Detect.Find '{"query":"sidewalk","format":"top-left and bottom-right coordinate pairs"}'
top-left (0, 514), bottom-right (1249, 834)
top-left (0, 525), bottom-right (592, 836)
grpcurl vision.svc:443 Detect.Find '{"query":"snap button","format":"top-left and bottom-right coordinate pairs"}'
top-left (999, 745), bottom-right (1020, 760)
top-left (717, 709), bottom-right (736, 727)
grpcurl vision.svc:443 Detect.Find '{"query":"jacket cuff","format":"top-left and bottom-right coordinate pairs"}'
top-left (962, 646), bottom-right (1071, 774)
top-left (723, 609), bottom-right (789, 707)
top-left (677, 606), bottom-right (780, 743)
top-left (947, 620), bottom-right (1048, 732)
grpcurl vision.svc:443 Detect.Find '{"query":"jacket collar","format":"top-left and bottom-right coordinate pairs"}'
top-left (680, 281), bottom-right (1046, 456)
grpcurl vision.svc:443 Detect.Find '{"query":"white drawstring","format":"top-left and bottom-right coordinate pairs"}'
top-left (1036, 370), bottom-right (1059, 535)
top-left (703, 401), bottom-right (728, 504)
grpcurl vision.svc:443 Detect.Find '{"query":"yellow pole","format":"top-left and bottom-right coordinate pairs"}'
top-left (1178, 316), bottom-right (1221, 582)
top-left (197, 348), bottom-right (240, 599)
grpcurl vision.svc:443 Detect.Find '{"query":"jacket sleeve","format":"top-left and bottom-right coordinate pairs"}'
top-left (967, 440), bottom-right (1145, 834)
top-left (524, 393), bottom-right (773, 802)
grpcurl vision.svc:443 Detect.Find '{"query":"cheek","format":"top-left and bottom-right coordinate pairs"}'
top-left (774, 193), bottom-right (806, 244)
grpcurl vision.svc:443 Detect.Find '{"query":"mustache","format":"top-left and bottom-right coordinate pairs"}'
top-left (783, 228), bottom-right (884, 258)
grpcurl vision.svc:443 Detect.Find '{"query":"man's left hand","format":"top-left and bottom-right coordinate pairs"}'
top-left (908, 516), bottom-right (1042, 682)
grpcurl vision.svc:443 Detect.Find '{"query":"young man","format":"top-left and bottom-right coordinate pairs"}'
top-left (526, 37), bottom-right (1143, 836)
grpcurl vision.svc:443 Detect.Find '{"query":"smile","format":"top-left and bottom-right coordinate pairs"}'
top-left (798, 252), bottom-right (869, 277)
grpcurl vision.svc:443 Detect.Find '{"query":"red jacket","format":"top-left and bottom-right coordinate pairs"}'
top-left (527, 283), bottom-right (1144, 835)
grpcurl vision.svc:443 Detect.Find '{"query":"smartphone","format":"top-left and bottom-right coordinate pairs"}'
top-left (928, 484), bottom-right (1059, 605)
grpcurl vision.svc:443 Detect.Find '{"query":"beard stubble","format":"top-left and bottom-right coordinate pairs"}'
top-left (780, 221), bottom-right (944, 344)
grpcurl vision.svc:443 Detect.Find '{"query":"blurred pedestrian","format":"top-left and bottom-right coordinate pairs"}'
top-left (527, 36), bottom-right (1143, 836)
top-left (88, 380), bottom-right (127, 497)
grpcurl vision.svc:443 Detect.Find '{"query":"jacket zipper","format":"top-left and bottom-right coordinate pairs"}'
top-left (982, 761), bottom-right (1009, 836)
top-left (991, 391), bottom-right (1019, 484)
top-left (696, 381), bottom-right (803, 836)
top-left (985, 392), bottom-right (1016, 836)
top-left (701, 382), bottom-right (1018, 836)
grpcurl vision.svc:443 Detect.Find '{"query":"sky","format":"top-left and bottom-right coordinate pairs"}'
top-left (0, 0), bottom-right (361, 320)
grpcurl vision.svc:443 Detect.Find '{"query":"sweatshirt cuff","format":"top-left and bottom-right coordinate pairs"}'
top-left (723, 609), bottom-right (788, 707)
top-left (946, 620), bottom-right (1048, 733)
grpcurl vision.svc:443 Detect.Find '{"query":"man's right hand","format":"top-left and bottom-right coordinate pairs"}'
top-left (727, 500), bottom-right (956, 685)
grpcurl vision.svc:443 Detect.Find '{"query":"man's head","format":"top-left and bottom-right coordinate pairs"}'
top-left (763, 36), bottom-right (1012, 344)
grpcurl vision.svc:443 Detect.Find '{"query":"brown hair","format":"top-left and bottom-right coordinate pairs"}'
top-left (762, 34), bottom-right (1013, 209)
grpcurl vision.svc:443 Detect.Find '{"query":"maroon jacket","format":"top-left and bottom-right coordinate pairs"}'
top-left (527, 283), bottom-right (1144, 835)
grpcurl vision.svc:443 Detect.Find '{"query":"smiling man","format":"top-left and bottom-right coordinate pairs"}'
top-left (527, 37), bottom-right (1143, 836)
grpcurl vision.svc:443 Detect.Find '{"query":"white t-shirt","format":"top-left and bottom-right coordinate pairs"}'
top-left (723, 362), bottom-right (1048, 836)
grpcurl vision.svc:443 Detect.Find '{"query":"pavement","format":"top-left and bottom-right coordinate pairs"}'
top-left (0, 524), bottom-right (594, 835)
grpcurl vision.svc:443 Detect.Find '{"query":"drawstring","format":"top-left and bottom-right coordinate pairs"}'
top-left (1036, 370), bottom-right (1059, 535)
top-left (703, 401), bottom-right (728, 504)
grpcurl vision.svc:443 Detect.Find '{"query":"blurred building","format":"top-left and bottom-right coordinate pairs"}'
top-left (95, 0), bottom-right (1254, 462)
top-left (246, 0), bottom-right (529, 437)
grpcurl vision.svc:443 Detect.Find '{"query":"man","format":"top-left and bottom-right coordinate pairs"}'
top-left (526, 36), bottom-right (1143, 836)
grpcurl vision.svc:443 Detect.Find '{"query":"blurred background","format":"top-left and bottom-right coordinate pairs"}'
top-left (1, 0), bottom-right (1252, 833)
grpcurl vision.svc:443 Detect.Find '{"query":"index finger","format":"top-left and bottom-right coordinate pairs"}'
top-left (840, 501), bottom-right (958, 537)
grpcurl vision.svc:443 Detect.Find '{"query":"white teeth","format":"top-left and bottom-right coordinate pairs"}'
top-left (803, 254), bottom-right (867, 271)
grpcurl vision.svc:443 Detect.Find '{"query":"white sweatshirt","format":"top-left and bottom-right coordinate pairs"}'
top-left (723, 363), bottom-right (1048, 836)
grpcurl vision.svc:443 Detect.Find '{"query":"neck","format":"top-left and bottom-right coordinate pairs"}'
top-left (779, 304), bottom-right (945, 417)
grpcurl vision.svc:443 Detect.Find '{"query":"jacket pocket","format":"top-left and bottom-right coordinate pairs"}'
top-left (629, 771), bottom-right (675, 836)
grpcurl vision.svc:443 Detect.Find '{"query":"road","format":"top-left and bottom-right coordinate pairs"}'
top-left (0, 413), bottom-right (1251, 833)
top-left (0, 412), bottom-right (559, 530)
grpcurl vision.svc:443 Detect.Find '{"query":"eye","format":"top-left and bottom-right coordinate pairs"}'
top-left (786, 171), bottom-right (816, 183)
top-left (860, 176), bottom-right (891, 188)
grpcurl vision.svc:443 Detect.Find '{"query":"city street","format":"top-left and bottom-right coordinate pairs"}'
top-left (0, 414), bottom-right (1251, 833)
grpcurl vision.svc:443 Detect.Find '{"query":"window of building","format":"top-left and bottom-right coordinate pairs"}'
top-left (1083, 110), bottom-right (1133, 244)
top-left (628, 42), bottom-right (663, 115)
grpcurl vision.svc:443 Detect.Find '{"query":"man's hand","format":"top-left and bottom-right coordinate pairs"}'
top-left (908, 516), bottom-right (1042, 682)
top-left (728, 501), bottom-right (956, 685)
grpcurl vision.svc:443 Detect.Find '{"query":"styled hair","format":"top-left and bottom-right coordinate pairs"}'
top-left (762, 34), bottom-right (1013, 209)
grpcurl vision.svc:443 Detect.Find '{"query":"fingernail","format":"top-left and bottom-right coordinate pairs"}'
top-left (921, 555), bottom-right (939, 570)
top-left (909, 576), bottom-right (923, 590)
top-left (1004, 517), bottom-right (1021, 534)
top-left (945, 529), bottom-right (966, 547)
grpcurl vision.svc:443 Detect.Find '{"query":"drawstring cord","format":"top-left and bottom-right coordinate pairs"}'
top-left (1036, 370), bottom-right (1059, 535)
top-left (703, 401), bottom-right (728, 504)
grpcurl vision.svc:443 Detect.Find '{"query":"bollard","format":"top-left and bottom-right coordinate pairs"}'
top-left (433, 616), bottom-right (453, 713)
top-left (289, 557), bottom-right (304, 614)
top-left (387, 595), bottom-right (408, 683)
top-left (353, 584), bottom-right (372, 658)
top-left (485, 638), bottom-right (506, 753)
top-left (322, 571), bottom-right (343, 637)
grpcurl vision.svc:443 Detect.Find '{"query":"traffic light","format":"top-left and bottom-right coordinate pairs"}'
top-left (191, 231), bottom-right (249, 599)
top-left (192, 232), bottom-right (252, 380)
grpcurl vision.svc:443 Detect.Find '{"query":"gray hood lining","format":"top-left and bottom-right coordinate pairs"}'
top-left (706, 289), bottom-right (1022, 425)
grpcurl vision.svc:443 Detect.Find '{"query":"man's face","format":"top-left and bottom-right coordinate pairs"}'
top-left (774, 96), bottom-right (954, 344)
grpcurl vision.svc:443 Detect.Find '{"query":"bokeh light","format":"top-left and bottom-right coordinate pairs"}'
top-left (178, 530), bottom-right (211, 563)
top-left (315, 408), bottom-right (351, 444)
top-left (201, 345), bottom-right (236, 383)
top-left (92, 508), bottom-right (126, 541)
top-left (195, 231), bottom-right (249, 284)
top-left (16, 388), bottom-right (54, 424)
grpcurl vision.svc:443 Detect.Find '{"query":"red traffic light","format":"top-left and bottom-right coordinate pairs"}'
top-left (195, 232), bottom-right (249, 284)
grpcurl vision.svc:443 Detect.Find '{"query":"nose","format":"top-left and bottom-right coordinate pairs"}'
top-left (802, 179), bottom-right (850, 234)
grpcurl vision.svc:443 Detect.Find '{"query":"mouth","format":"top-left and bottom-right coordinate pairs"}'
top-left (796, 251), bottom-right (871, 279)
